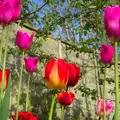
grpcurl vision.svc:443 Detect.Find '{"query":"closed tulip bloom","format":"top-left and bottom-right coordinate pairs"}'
top-left (24, 57), bottom-right (39, 73)
top-left (57, 92), bottom-right (75, 106)
top-left (12, 112), bottom-right (38, 120)
top-left (0, 0), bottom-right (21, 25)
top-left (0, 69), bottom-right (10, 91)
top-left (16, 30), bottom-right (34, 51)
top-left (96, 99), bottom-right (114, 117)
top-left (104, 5), bottom-right (120, 41)
top-left (44, 58), bottom-right (68, 90)
top-left (67, 63), bottom-right (80, 87)
top-left (100, 44), bottom-right (114, 64)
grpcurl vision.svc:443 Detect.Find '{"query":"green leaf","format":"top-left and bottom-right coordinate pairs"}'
top-left (0, 76), bottom-right (11, 120)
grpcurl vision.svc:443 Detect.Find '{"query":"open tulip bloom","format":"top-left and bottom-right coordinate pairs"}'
top-left (44, 58), bottom-right (69, 90)
top-left (12, 112), bottom-right (38, 120)
top-left (96, 99), bottom-right (114, 117)
top-left (0, 69), bottom-right (10, 91)
top-left (67, 63), bottom-right (80, 87)
top-left (16, 30), bottom-right (34, 51)
top-left (57, 92), bottom-right (75, 106)
top-left (24, 57), bottom-right (39, 73)
top-left (0, 0), bottom-right (21, 26)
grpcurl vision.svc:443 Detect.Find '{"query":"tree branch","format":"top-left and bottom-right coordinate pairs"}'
top-left (20, 0), bottom-right (49, 20)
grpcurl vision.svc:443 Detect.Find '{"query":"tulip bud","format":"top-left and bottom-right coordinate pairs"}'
top-left (24, 57), bottom-right (39, 73)
top-left (100, 44), bottom-right (114, 65)
top-left (12, 112), bottom-right (38, 120)
top-left (104, 5), bottom-right (120, 41)
top-left (67, 63), bottom-right (80, 87)
top-left (0, 69), bottom-right (10, 91)
top-left (44, 58), bottom-right (68, 90)
top-left (16, 30), bottom-right (34, 51)
top-left (0, 0), bottom-right (21, 26)
top-left (96, 99), bottom-right (114, 117)
top-left (57, 92), bottom-right (75, 106)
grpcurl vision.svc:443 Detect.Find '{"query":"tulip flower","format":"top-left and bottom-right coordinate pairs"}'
top-left (16, 30), bottom-right (34, 51)
top-left (0, 69), bottom-right (10, 91)
top-left (57, 92), bottom-right (75, 106)
top-left (100, 44), bottom-right (114, 65)
top-left (96, 99), bottom-right (114, 117)
top-left (0, 0), bottom-right (21, 26)
top-left (12, 112), bottom-right (38, 120)
top-left (44, 58), bottom-right (68, 90)
top-left (104, 5), bottom-right (120, 41)
top-left (67, 63), bottom-right (80, 87)
top-left (24, 57), bottom-right (39, 73)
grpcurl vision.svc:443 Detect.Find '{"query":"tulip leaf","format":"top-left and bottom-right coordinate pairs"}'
top-left (0, 76), bottom-right (11, 120)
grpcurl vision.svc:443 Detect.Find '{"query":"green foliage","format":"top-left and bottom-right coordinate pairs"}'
top-left (0, 76), bottom-right (11, 120)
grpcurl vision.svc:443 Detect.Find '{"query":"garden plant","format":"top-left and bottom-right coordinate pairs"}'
top-left (0, 0), bottom-right (120, 120)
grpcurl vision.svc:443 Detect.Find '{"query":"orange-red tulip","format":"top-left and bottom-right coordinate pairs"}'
top-left (0, 69), bottom-right (10, 91)
top-left (67, 63), bottom-right (80, 87)
top-left (57, 92), bottom-right (75, 106)
top-left (12, 112), bottom-right (38, 120)
top-left (44, 58), bottom-right (68, 90)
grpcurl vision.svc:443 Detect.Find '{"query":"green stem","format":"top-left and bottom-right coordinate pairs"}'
top-left (25, 73), bottom-right (30, 111)
top-left (60, 105), bottom-right (65, 120)
top-left (103, 66), bottom-right (106, 120)
top-left (114, 41), bottom-right (119, 120)
top-left (0, 26), bottom-right (5, 64)
top-left (15, 51), bottom-right (24, 120)
top-left (49, 95), bottom-right (56, 120)
top-left (0, 26), bottom-right (11, 103)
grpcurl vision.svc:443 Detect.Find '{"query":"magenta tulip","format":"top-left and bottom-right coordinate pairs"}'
top-left (67, 63), bottom-right (80, 87)
top-left (24, 57), bottom-right (39, 73)
top-left (96, 99), bottom-right (114, 117)
top-left (104, 5), bottom-right (120, 41)
top-left (0, 0), bottom-right (21, 25)
top-left (100, 44), bottom-right (114, 65)
top-left (16, 30), bottom-right (34, 51)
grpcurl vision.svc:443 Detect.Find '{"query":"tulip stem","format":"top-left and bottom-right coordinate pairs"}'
top-left (49, 95), bottom-right (56, 120)
top-left (25, 73), bottom-right (31, 111)
top-left (0, 26), bottom-right (5, 65)
top-left (16, 51), bottom-right (24, 120)
top-left (0, 26), bottom-right (11, 103)
top-left (114, 41), bottom-right (119, 120)
top-left (103, 66), bottom-right (106, 120)
top-left (60, 105), bottom-right (65, 120)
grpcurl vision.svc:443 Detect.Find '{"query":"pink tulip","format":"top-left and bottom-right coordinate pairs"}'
top-left (100, 44), bottom-right (114, 65)
top-left (24, 57), bottom-right (39, 73)
top-left (16, 30), bottom-right (34, 51)
top-left (0, 0), bottom-right (21, 25)
top-left (96, 99), bottom-right (114, 117)
top-left (104, 5), bottom-right (120, 41)
top-left (67, 63), bottom-right (80, 87)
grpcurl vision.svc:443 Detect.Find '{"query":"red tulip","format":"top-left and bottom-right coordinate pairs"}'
top-left (67, 63), bottom-right (80, 87)
top-left (12, 112), bottom-right (38, 120)
top-left (24, 57), bottom-right (39, 73)
top-left (104, 5), bottom-right (120, 41)
top-left (57, 92), bottom-right (75, 106)
top-left (0, 69), bottom-right (10, 91)
top-left (44, 58), bottom-right (68, 90)
top-left (100, 44), bottom-right (114, 65)
top-left (16, 30), bottom-right (34, 51)
top-left (0, 0), bottom-right (21, 26)
top-left (96, 98), bottom-right (114, 117)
